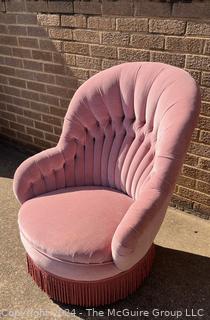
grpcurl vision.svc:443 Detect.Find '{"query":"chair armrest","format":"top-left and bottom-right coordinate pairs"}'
top-left (13, 147), bottom-right (67, 204)
top-left (111, 175), bottom-right (173, 271)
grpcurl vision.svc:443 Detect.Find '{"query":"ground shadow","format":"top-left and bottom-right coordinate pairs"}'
top-left (57, 245), bottom-right (210, 320)
top-left (0, 141), bottom-right (31, 178)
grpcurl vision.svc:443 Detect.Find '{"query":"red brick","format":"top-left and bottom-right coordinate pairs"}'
top-left (39, 39), bottom-right (62, 52)
top-left (55, 75), bottom-right (78, 88)
top-left (201, 72), bottom-right (210, 87)
top-left (199, 131), bottom-right (210, 145)
top-left (4, 84), bottom-right (22, 97)
top-left (39, 94), bottom-right (59, 107)
top-left (27, 81), bottom-right (46, 93)
top-left (64, 53), bottom-right (76, 66)
top-left (196, 181), bottom-right (210, 195)
top-left (35, 121), bottom-right (54, 133)
top-left (5, 57), bottom-right (22, 68)
top-left (27, 26), bottom-right (47, 38)
top-left (8, 25), bottom-right (27, 36)
top-left (46, 84), bottom-right (74, 99)
top-left (32, 50), bottom-right (52, 62)
top-left (134, 0), bottom-right (171, 17)
top-left (0, 13), bottom-right (16, 24)
top-left (102, 0), bottom-right (133, 16)
top-left (22, 89), bottom-right (39, 101)
top-left (18, 37), bottom-right (39, 48)
top-left (0, 75), bottom-right (8, 84)
top-left (34, 72), bottom-right (55, 84)
top-left (73, 29), bottom-right (100, 44)
top-left (178, 186), bottom-right (210, 207)
top-left (200, 102), bottom-right (210, 117)
top-left (24, 109), bottom-right (41, 121)
top-left (63, 41), bottom-right (89, 55)
top-left (42, 114), bottom-right (61, 126)
top-left (37, 14), bottom-right (60, 26)
top-left (131, 34), bottom-right (164, 50)
top-left (44, 63), bottom-right (65, 75)
top-left (201, 87), bottom-right (210, 103)
top-left (12, 47), bottom-right (31, 59)
top-left (45, 132), bottom-right (59, 143)
top-left (172, 2), bottom-right (210, 19)
top-left (17, 115), bottom-right (34, 127)
top-left (0, 24), bottom-right (7, 33)
top-left (90, 44), bottom-right (117, 59)
top-left (117, 17), bottom-right (148, 32)
top-left (87, 16), bottom-right (115, 31)
top-left (149, 18), bottom-right (186, 35)
top-left (118, 48), bottom-right (149, 62)
top-left (26, 127), bottom-right (44, 139)
top-left (49, 28), bottom-right (72, 40)
top-left (17, 13), bottom-right (37, 25)
top-left (150, 51), bottom-right (185, 68)
top-left (7, 104), bottom-right (23, 115)
top-left (5, 0), bottom-right (26, 12)
top-left (31, 100), bottom-right (50, 113)
top-left (34, 137), bottom-right (52, 149)
top-left (10, 121), bottom-right (25, 132)
top-left (24, 57), bottom-right (43, 72)
top-left (0, 35), bottom-right (18, 46)
top-left (68, 67), bottom-right (89, 80)
top-left (0, 45), bottom-right (12, 55)
top-left (74, 0), bottom-right (101, 15)
top-left (50, 106), bottom-right (66, 118)
top-left (0, 66), bottom-right (15, 76)
top-left (186, 21), bottom-right (210, 36)
top-left (193, 203), bottom-right (210, 217)
top-left (186, 55), bottom-right (210, 72)
top-left (61, 15), bottom-right (86, 28)
top-left (9, 78), bottom-right (26, 89)
top-left (25, 0), bottom-right (48, 13)
top-left (0, 110), bottom-right (16, 121)
top-left (17, 131), bottom-right (33, 143)
top-left (198, 158), bottom-right (210, 171)
top-left (75, 55), bottom-right (101, 70)
top-left (13, 96), bottom-right (30, 108)
top-left (165, 37), bottom-right (204, 54)
top-left (48, 1), bottom-right (73, 13)
top-left (16, 69), bottom-right (34, 81)
top-left (102, 32), bottom-right (129, 46)
top-left (188, 142), bottom-right (210, 158)
top-left (198, 115), bottom-right (210, 131)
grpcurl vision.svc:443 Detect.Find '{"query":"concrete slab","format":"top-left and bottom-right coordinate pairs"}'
top-left (0, 142), bottom-right (209, 319)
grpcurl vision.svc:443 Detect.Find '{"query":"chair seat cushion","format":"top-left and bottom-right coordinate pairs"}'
top-left (18, 186), bottom-right (133, 264)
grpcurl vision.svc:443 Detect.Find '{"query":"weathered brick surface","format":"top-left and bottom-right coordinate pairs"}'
top-left (131, 34), bottom-right (164, 50)
top-left (61, 15), bottom-right (86, 28)
top-left (87, 16), bottom-right (115, 31)
top-left (0, 0), bottom-right (209, 217)
top-left (117, 18), bottom-right (148, 32)
top-left (149, 19), bottom-right (186, 35)
top-left (165, 37), bottom-right (204, 54)
top-left (37, 14), bottom-right (60, 26)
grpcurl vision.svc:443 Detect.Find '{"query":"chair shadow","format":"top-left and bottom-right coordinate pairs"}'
top-left (56, 245), bottom-right (210, 319)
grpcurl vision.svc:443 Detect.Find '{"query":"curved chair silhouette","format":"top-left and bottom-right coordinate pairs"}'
top-left (13, 62), bottom-right (200, 306)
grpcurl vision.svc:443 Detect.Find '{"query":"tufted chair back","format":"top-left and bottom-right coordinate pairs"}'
top-left (59, 62), bottom-right (200, 200)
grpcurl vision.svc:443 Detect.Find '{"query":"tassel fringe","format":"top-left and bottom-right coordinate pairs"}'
top-left (26, 244), bottom-right (155, 307)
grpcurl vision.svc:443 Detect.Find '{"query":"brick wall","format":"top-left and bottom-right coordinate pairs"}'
top-left (0, 0), bottom-right (209, 218)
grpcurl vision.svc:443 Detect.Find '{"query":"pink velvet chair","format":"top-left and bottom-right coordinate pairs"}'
top-left (13, 62), bottom-right (200, 306)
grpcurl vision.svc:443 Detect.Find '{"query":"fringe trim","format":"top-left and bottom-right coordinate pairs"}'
top-left (26, 244), bottom-right (155, 307)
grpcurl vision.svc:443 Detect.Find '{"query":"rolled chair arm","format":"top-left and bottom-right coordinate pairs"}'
top-left (13, 147), bottom-right (67, 204)
top-left (111, 175), bottom-right (173, 271)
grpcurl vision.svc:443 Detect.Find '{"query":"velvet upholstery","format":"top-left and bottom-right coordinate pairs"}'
top-left (13, 62), bottom-right (200, 303)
